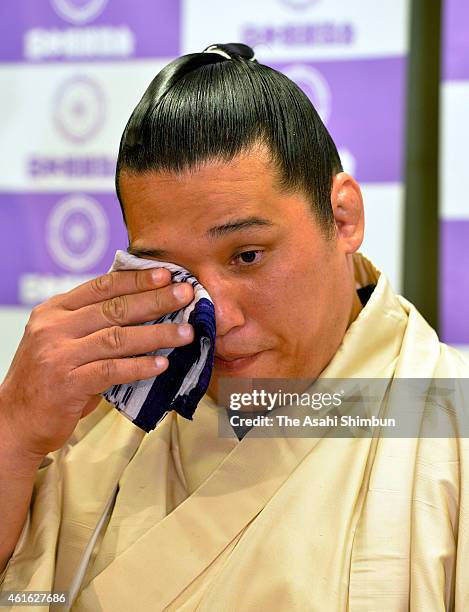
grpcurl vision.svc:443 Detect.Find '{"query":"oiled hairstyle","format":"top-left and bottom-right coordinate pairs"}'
top-left (116, 42), bottom-right (343, 233)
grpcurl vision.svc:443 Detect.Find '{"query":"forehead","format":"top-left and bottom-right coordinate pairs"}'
top-left (119, 149), bottom-right (309, 241)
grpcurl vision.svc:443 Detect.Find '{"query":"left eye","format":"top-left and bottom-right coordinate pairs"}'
top-left (233, 250), bottom-right (263, 265)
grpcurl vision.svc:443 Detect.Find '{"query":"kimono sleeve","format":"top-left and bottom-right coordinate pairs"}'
top-left (0, 399), bottom-right (113, 599)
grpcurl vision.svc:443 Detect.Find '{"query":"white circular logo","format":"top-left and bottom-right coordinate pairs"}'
top-left (282, 0), bottom-right (320, 9)
top-left (282, 64), bottom-right (331, 126)
top-left (47, 195), bottom-right (110, 272)
top-left (50, 0), bottom-right (109, 25)
top-left (53, 76), bottom-right (105, 143)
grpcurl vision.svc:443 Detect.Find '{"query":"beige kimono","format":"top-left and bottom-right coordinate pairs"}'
top-left (1, 253), bottom-right (469, 611)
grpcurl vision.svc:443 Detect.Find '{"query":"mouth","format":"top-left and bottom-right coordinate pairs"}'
top-left (214, 351), bottom-right (264, 371)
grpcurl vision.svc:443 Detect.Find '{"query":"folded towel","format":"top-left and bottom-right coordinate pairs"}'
top-left (100, 250), bottom-right (216, 432)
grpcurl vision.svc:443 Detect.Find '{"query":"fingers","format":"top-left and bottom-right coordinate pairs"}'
top-left (58, 268), bottom-right (173, 311)
top-left (68, 323), bottom-right (195, 367)
top-left (65, 281), bottom-right (195, 338)
top-left (71, 355), bottom-right (170, 396)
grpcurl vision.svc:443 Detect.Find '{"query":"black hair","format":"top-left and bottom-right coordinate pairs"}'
top-left (116, 42), bottom-right (343, 234)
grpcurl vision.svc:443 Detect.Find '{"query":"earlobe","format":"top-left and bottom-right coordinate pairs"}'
top-left (330, 172), bottom-right (364, 253)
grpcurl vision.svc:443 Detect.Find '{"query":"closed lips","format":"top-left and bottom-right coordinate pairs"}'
top-left (215, 352), bottom-right (260, 361)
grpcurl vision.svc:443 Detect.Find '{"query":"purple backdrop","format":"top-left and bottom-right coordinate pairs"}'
top-left (0, 0), bottom-right (180, 62)
top-left (442, 0), bottom-right (469, 81)
top-left (0, 193), bottom-right (128, 304)
top-left (440, 0), bottom-right (469, 343)
top-left (273, 57), bottom-right (405, 183)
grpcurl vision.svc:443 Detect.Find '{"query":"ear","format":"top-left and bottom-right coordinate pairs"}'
top-left (330, 172), bottom-right (364, 254)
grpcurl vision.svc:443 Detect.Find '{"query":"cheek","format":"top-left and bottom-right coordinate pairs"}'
top-left (241, 259), bottom-right (292, 317)
top-left (240, 261), bottom-right (310, 340)
top-left (268, 247), bottom-right (341, 338)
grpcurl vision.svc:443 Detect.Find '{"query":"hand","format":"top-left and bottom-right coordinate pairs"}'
top-left (0, 268), bottom-right (194, 460)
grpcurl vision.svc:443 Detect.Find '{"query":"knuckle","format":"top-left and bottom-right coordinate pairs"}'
top-left (65, 368), bottom-right (78, 390)
top-left (35, 346), bottom-right (59, 373)
top-left (29, 302), bottom-right (47, 322)
top-left (99, 359), bottom-right (115, 381)
top-left (153, 288), bottom-right (164, 313)
top-left (46, 294), bottom-right (63, 307)
top-left (105, 326), bottom-right (124, 352)
top-left (133, 269), bottom-right (147, 292)
top-left (130, 357), bottom-right (143, 380)
top-left (102, 295), bottom-right (128, 325)
top-left (90, 273), bottom-right (114, 298)
top-left (25, 317), bottom-right (49, 342)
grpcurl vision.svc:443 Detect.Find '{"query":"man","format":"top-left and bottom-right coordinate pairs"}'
top-left (0, 42), bottom-right (468, 610)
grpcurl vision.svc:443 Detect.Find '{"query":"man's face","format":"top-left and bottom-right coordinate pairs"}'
top-left (119, 147), bottom-right (358, 402)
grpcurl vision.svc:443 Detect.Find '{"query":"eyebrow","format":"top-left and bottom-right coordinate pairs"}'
top-left (127, 215), bottom-right (275, 259)
top-left (205, 216), bottom-right (275, 239)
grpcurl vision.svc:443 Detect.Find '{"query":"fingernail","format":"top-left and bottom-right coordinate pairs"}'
top-left (155, 356), bottom-right (167, 369)
top-left (178, 324), bottom-right (193, 338)
top-left (173, 284), bottom-right (189, 301)
top-left (151, 269), bottom-right (164, 283)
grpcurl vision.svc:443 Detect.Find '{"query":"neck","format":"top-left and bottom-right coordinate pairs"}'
top-left (347, 286), bottom-right (364, 328)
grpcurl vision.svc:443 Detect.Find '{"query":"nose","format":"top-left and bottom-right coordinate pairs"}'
top-left (201, 275), bottom-right (245, 338)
